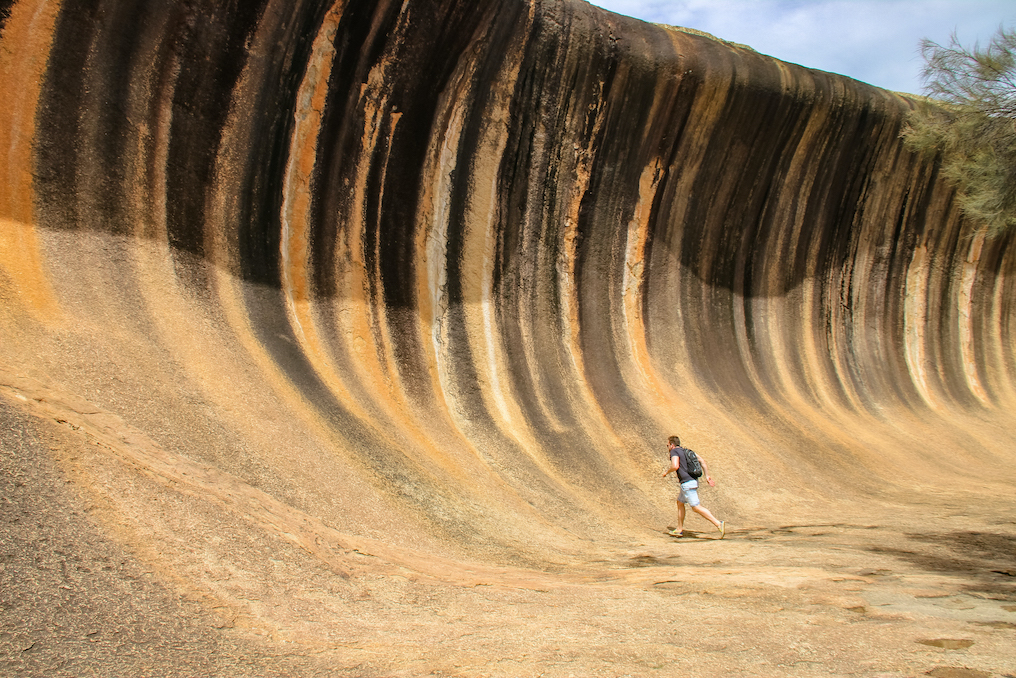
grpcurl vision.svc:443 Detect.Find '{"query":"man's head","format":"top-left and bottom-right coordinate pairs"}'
top-left (668, 435), bottom-right (680, 448)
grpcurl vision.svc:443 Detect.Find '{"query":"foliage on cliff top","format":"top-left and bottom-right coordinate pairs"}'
top-left (657, 24), bottom-right (756, 53)
top-left (903, 27), bottom-right (1016, 236)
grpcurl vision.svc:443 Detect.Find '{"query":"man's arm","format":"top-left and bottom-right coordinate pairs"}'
top-left (662, 452), bottom-right (680, 478)
top-left (699, 454), bottom-right (716, 486)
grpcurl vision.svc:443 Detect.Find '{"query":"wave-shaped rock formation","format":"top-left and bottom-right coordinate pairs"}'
top-left (3, 0), bottom-right (1016, 667)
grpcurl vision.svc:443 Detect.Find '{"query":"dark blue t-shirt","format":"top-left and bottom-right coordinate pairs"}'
top-left (669, 446), bottom-right (695, 483)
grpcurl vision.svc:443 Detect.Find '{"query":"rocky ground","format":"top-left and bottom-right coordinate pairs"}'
top-left (2, 395), bottom-right (1015, 678)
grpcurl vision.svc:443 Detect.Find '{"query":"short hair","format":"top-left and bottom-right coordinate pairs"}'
top-left (668, 435), bottom-right (681, 447)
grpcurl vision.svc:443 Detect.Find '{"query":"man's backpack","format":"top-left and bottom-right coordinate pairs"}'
top-left (684, 449), bottom-right (703, 479)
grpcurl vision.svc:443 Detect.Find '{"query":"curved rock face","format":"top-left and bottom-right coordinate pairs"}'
top-left (2, 0), bottom-right (1015, 572)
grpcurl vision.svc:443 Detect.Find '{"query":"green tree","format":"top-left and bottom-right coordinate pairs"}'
top-left (902, 27), bottom-right (1016, 236)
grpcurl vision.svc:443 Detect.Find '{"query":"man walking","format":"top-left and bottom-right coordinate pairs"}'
top-left (662, 435), bottom-right (725, 538)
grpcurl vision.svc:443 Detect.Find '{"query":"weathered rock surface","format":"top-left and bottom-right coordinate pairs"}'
top-left (2, 0), bottom-right (1014, 675)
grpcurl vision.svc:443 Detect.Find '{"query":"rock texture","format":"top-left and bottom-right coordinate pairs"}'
top-left (2, 0), bottom-right (1015, 674)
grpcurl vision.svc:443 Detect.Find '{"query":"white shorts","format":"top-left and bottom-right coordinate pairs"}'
top-left (678, 479), bottom-right (700, 507)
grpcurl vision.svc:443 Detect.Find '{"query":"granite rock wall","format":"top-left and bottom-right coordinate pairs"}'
top-left (2, 0), bottom-right (1014, 563)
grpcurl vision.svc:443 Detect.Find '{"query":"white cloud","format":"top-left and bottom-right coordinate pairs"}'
top-left (584, 0), bottom-right (1016, 93)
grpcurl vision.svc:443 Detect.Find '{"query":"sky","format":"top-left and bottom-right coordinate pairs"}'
top-left (584, 0), bottom-right (1016, 94)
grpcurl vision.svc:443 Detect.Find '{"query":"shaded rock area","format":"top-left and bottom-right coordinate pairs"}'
top-left (1, 0), bottom-right (1015, 675)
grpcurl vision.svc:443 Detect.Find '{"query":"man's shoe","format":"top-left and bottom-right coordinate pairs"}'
top-left (718, 521), bottom-right (725, 539)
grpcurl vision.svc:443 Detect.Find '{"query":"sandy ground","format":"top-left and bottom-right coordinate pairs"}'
top-left (2, 394), bottom-right (1015, 678)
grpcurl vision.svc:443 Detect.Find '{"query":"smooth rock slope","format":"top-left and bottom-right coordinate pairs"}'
top-left (2, 0), bottom-right (1015, 675)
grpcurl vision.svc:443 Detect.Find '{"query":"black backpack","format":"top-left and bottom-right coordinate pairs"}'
top-left (684, 448), bottom-right (703, 479)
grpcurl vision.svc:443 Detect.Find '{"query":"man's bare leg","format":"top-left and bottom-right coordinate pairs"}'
top-left (677, 501), bottom-right (686, 534)
top-left (693, 505), bottom-right (723, 530)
